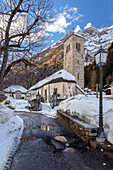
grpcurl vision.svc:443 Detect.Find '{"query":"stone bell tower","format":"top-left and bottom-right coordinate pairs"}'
top-left (63, 32), bottom-right (84, 89)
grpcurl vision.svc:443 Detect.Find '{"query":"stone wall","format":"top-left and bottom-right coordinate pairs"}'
top-left (63, 34), bottom-right (84, 89)
top-left (111, 85), bottom-right (113, 98)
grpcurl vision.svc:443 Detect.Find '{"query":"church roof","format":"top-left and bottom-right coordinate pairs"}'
top-left (29, 69), bottom-right (76, 90)
top-left (4, 85), bottom-right (28, 93)
top-left (63, 31), bottom-right (84, 43)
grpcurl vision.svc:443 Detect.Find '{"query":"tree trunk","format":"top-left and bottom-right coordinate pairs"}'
top-left (0, 83), bottom-right (2, 91)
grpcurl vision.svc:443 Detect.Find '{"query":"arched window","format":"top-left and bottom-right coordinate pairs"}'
top-left (76, 42), bottom-right (80, 52)
top-left (66, 44), bottom-right (70, 53)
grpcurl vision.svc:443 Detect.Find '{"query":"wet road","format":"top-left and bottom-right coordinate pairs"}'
top-left (9, 112), bottom-right (113, 170)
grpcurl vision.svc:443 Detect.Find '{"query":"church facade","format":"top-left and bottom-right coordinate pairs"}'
top-left (29, 32), bottom-right (85, 102)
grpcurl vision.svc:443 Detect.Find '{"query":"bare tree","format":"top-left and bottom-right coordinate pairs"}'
top-left (0, 0), bottom-right (54, 90)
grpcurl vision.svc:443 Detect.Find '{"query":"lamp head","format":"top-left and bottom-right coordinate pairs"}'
top-left (94, 46), bottom-right (108, 66)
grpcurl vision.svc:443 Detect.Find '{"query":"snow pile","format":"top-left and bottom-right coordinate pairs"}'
top-left (40, 109), bottom-right (57, 119)
top-left (0, 104), bottom-right (14, 123)
top-left (41, 102), bottom-right (51, 111)
top-left (4, 97), bottom-right (30, 112)
top-left (41, 103), bottom-right (58, 118)
top-left (59, 95), bottom-right (113, 144)
top-left (31, 102), bottom-right (57, 119)
top-left (0, 103), bottom-right (24, 170)
top-left (4, 85), bottom-right (27, 93)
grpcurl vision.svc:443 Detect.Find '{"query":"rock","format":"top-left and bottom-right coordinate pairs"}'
top-left (64, 147), bottom-right (76, 153)
top-left (55, 136), bottom-right (68, 143)
top-left (0, 91), bottom-right (7, 102)
top-left (51, 138), bottom-right (66, 150)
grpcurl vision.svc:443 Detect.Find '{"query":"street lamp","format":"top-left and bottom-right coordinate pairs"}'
top-left (94, 45), bottom-right (108, 142)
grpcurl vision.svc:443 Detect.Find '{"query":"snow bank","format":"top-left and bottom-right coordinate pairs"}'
top-left (0, 103), bottom-right (24, 170)
top-left (4, 96), bottom-right (30, 112)
top-left (31, 102), bottom-right (57, 119)
top-left (40, 109), bottom-right (57, 119)
top-left (59, 95), bottom-right (113, 144)
top-left (41, 102), bottom-right (51, 111)
top-left (0, 103), bottom-right (14, 123)
top-left (41, 102), bottom-right (58, 118)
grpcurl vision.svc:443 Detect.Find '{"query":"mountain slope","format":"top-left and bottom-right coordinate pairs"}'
top-left (80, 25), bottom-right (113, 56)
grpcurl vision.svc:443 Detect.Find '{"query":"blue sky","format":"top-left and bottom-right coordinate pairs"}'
top-left (45, 0), bottom-right (113, 46)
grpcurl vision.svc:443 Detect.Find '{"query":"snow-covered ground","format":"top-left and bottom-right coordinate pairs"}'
top-left (3, 97), bottom-right (57, 118)
top-left (4, 96), bottom-right (30, 112)
top-left (59, 95), bottom-right (113, 144)
top-left (0, 96), bottom-right (58, 169)
top-left (0, 103), bottom-right (24, 170)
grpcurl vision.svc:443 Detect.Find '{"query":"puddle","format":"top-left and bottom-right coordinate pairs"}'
top-left (40, 125), bottom-right (53, 131)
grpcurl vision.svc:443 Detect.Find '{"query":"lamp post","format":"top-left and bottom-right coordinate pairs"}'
top-left (94, 46), bottom-right (108, 142)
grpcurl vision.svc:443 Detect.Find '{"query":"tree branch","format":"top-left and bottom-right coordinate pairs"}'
top-left (4, 58), bottom-right (36, 77)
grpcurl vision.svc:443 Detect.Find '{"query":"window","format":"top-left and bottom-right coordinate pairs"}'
top-left (45, 90), bottom-right (47, 100)
top-left (77, 73), bottom-right (79, 80)
top-left (76, 42), bottom-right (80, 52)
top-left (66, 44), bottom-right (70, 53)
top-left (54, 88), bottom-right (57, 95)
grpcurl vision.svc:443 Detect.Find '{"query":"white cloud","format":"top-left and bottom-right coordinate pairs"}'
top-left (68, 7), bottom-right (78, 14)
top-left (84, 23), bottom-right (92, 29)
top-left (64, 4), bottom-right (68, 10)
top-left (45, 5), bottom-right (83, 34)
top-left (51, 40), bottom-right (54, 43)
top-left (46, 13), bottom-right (71, 33)
top-left (74, 25), bottom-right (81, 33)
top-left (66, 14), bottom-right (72, 19)
top-left (63, 11), bottom-right (67, 16)
top-left (72, 14), bottom-right (83, 22)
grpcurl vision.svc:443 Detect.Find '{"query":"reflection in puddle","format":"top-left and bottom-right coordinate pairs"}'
top-left (40, 125), bottom-right (53, 131)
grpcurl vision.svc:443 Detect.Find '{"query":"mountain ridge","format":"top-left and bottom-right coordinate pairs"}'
top-left (80, 25), bottom-right (113, 56)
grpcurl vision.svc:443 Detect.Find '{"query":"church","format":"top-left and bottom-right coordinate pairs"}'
top-left (29, 32), bottom-right (84, 102)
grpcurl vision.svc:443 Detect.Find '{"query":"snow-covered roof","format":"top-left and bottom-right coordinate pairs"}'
top-left (29, 69), bottom-right (76, 90)
top-left (4, 85), bottom-right (28, 93)
top-left (73, 32), bottom-right (84, 39)
top-left (63, 32), bottom-right (84, 44)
